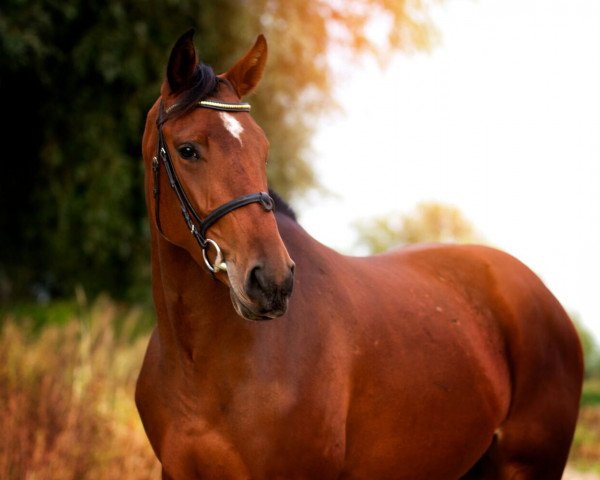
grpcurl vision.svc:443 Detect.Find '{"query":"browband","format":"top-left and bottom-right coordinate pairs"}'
top-left (164, 99), bottom-right (251, 115)
top-left (198, 100), bottom-right (251, 112)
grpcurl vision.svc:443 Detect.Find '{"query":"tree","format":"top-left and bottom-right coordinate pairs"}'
top-left (0, 0), bottom-right (441, 300)
top-left (355, 202), bottom-right (482, 254)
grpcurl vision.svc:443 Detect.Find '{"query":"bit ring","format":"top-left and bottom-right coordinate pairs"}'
top-left (202, 239), bottom-right (227, 273)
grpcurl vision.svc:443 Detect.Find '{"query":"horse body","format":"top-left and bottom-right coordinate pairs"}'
top-left (136, 31), bottom-right (583, 479)
top-left (138, 210), bottom-right (581, 479)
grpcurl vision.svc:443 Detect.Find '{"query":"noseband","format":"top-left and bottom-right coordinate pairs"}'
top-left (153, 99), bottom-right (274, 274)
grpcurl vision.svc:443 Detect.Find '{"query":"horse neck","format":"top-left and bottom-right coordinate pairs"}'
top-left (150, 232), bottom-right (247, 365)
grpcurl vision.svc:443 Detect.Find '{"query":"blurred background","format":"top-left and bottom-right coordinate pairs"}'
top-left (1, 0), bottom-right (598, 477)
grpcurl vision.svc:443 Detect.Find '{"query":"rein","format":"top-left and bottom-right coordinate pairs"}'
top-left (153, 99), bottom-right (274, 274)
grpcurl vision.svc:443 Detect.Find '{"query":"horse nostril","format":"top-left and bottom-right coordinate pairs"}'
top-left (283, 264), bottom-right (295, 295)
top-left (243, 262), bottom-right (295, 318)
top-left (245, 263), bottom-right (295, 301)
top-left (248, 265), bottom-right (267, 294)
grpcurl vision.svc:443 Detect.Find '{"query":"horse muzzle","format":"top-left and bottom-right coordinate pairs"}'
top-left (230, 262), bottom-right (295, 321)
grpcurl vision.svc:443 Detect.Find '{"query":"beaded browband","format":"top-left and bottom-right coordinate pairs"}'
top-left (164, 100), bottom-right (252, 115)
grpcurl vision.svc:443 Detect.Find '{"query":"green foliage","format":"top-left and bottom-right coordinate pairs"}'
top-left (0, 290), bottom-right (155, 339)
top-left (582, 380), bottom-right (600, 406)
top-left (0, 299), bottom-right (79, 331)
top-left (0, 0), bottom-right (439, 300)
top-left (355, 201), bottom-right (483, 254)
top-left (574, 315), bottom-right (600, 380)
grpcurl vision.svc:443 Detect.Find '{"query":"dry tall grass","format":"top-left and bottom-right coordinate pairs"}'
top-left (0, 295), bottom-right (160, 479)
top-left (571, 405), bottom-right (600, 474)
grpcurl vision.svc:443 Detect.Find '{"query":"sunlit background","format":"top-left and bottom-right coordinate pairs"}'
top-left (301, 0), bottom-right (600, 342)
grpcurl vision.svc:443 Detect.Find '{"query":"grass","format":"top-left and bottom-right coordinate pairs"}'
top-left (582, 379), bottom-right (600, 407)
top-left (0, 295), bottom-right (160, 479)
top-left (570, 379), bottom-right (600, 474)
top-left (1, 296), bottom-right (599, 478)
top-left (570, 406), bottom-right (600, 474)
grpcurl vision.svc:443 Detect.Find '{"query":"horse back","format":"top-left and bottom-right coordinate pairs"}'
top-left (279, 212), bottom-right (581, 396)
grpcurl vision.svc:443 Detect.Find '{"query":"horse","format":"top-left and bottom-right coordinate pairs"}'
top-left (136, 30), bottom-right (583, 479)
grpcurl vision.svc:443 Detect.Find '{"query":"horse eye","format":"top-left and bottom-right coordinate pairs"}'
top-left (178, 145), bottom-right (200, 161)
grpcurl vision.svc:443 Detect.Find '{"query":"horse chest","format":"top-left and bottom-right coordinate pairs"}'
top-left (155, 375), bottom-right (348, 479)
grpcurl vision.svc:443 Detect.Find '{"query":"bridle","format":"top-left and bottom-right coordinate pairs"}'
top-left (153, 98), bottom-right (274, 274)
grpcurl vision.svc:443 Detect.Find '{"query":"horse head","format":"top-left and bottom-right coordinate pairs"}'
top-left (143, 30), bottom-right (294, 321)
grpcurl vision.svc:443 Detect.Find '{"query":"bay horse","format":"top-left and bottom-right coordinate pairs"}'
top-left (136, 30), bottom-right (583, 479)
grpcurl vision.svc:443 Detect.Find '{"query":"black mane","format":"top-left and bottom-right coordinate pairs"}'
top-left (269, 190), bottom-right (297, 222)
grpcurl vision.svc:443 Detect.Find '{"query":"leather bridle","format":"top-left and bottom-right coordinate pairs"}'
top-left (153, 99), bottom-right (274, 274)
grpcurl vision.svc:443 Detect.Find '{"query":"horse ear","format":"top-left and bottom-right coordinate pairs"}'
top-left (223, 35), bottom-right (268, 98)
top-left (167, 29), bottom-right (198, 94)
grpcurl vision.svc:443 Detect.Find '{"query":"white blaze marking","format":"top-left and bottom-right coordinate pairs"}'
top-left (219, 112), bottom-right (244, 145)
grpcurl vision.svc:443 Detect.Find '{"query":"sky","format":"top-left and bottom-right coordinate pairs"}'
top-left (298, 0), bottom-right (600, 341)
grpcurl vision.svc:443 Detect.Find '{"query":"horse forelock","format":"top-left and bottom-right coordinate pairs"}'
top-left (162, 63), bottom-right (220, 123)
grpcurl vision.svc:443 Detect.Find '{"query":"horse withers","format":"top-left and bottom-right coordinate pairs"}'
top-left (136, 30), bottom-right (583, 479)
